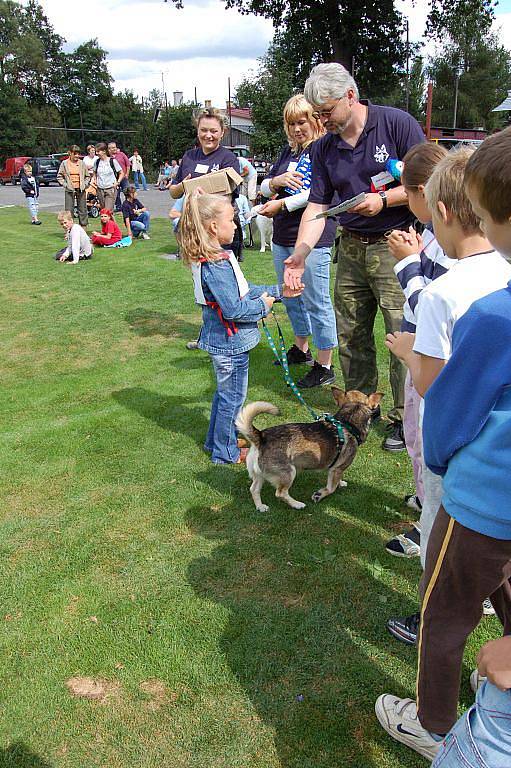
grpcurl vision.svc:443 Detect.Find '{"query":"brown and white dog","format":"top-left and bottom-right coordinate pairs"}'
top-left (236, 388), bottom-right (383, 512)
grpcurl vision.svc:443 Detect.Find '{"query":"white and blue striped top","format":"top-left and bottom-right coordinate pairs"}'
top-left (393, 225), bottom-right (455, 332)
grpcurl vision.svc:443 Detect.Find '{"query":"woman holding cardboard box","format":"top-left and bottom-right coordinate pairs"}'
top-left (170, 108), bottom-right (241, 200)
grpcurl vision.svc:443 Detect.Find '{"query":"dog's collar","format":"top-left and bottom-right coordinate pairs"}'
top-left (322, 414), bottom-right (363, 469)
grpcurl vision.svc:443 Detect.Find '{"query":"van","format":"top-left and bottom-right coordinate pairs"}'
top-left (30, 156), bottom-right (59, 186)
top-left (0, 157), bottom-right (30, 185)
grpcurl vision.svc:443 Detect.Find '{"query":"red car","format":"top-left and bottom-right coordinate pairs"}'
top-left (0, 156), bottom-right (30, 185)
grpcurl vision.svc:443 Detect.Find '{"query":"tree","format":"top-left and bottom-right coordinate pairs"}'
top-left (0, 81), bottom-right (34, 161)
top-left (235, 43), bottom-right (294, 158)
top-left (427, 0), bottom-right (496, 71)
top-left (168, 0), bottom-right (406, 98)
top-left (427, 34), bottom-right (511, 130)
top-left (379, 56), bottom-right (426, 123)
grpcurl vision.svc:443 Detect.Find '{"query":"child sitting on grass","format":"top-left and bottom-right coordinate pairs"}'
top-left (179, 192), bottom-right (303, 465)
top-left (91, 208), bottom-right (122, 247)
top-left (121, 185), bottom-right (151, 240)
top-left (56, 211), bottom-right (92, 264)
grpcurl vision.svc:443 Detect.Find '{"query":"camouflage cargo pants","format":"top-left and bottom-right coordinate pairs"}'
top-left (334, 233), bottom-right (406, 423)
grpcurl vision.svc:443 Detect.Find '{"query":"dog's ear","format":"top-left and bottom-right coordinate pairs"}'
top-left (367, 392), bottom-right (385, 408)
top-left (331, 386), bottom-right (346, 406)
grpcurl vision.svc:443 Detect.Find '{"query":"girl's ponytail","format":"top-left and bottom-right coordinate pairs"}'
top-left (179, 192), bottom-right (231, 265)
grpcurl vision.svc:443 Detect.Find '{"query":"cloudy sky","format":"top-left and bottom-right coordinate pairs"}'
top-left (37, 0), bottom-right (511, 106)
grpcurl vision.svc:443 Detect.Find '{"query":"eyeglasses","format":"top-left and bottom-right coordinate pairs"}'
top-left (312, 95), bottom-right (347, 120)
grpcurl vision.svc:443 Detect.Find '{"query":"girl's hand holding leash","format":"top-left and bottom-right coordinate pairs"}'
top-left (261, 293), bottom-right (276, 311)
top-left (387, 226), bottom-right (422, 261)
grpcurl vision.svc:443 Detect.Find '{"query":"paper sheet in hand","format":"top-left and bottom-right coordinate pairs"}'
top-left (311, 192), bottom-right (366, 220)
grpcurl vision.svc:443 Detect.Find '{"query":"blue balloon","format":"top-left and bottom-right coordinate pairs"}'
top-left (386, 158), bottom-right (404, 182)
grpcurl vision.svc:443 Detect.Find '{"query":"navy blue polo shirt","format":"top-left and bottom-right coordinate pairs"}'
top-left (267, 144), bottom-right (337, 248)
top-left (309, 101), bottom-right (425, 235)
top-left (173, 145), bottom-right (241, 184)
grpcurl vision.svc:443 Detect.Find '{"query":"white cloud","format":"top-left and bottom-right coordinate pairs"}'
top-left (37, 0), bottom-right (273, 104)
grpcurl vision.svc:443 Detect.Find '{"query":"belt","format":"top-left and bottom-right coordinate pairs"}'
top-left (342, 228), bottom-right (387, 245)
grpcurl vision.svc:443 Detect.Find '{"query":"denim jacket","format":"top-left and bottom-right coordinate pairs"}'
top-left (196, 258), bottom-right (282, 355)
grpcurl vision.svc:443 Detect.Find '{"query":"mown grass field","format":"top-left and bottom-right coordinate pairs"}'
top-left (0, 207), bottom-right (498, 768)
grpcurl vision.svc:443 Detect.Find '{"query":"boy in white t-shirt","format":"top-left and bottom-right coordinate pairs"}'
top-left (375, 146), bottom-right (511, 761)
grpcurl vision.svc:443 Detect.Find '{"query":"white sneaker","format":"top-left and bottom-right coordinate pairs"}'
top-left (375, 694), bottom-right (441, 760)
top-left (482, 598), bottom-right (495, 616)
top-left (141, 232), bottom-right (151, 240)
top-left (470, 669), bottom-right (487, 693)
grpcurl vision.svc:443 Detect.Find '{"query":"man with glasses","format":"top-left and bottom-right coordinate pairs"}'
top-left (284, 62), bottom-right (424, 451)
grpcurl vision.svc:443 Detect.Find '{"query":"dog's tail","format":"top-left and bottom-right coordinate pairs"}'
top-left (235, 401), bottom-right (279, 447)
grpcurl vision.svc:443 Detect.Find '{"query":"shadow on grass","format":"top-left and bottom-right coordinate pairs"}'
top-left (112, 388), bottom-right (209, 444)
top-left (0, 743), bottom-right (53, 767)
top-left (183, 477), bottom-right (423, 768)
top-left (125, 307), bottom-right (199, 340)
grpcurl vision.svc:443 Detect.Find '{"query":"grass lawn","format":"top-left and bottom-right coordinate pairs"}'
top-left (0, 207), bottom-right (499, 768)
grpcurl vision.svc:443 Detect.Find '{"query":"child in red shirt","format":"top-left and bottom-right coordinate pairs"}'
top-left (91, 208), bottom-right (122, 246)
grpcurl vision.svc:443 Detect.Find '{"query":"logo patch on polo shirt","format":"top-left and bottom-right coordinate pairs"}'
top-left (374, 144), bottom-right (390, 163)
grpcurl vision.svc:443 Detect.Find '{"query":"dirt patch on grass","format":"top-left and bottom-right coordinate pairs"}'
top-left (66, 676), bottom-right (121, 702)
top-left (139, 679), bottom-right (179, 711)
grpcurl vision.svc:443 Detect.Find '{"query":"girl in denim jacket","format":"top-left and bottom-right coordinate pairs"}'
top-left (180, 193), bottom-right (303, 464)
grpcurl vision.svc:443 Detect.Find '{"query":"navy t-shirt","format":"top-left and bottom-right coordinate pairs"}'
top-left (267, 143), bottom-right (337, 248)
top-left (309, 101), bottom-right (425, 235)
top-left (121, 198), bottom-right (144, 222)
top-left (173, 145), bottom-right (241, 184)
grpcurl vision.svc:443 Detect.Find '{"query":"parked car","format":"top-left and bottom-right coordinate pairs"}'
top-left (0, 156), bottom-right (30, 185)
top-left (30, 156), bottom-right (59, 186)
top-left (224, 145), bottom-right (271, 183)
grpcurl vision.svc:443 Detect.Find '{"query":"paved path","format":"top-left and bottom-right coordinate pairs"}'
top-left (0, 182), bottom-right (176, 218)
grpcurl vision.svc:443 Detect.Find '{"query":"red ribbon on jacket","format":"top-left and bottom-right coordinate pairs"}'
top-left (199, 254), bottom-right (238, 336)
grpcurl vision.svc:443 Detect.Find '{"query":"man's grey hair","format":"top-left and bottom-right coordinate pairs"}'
top-left (304, 63), bottom-right (359, 106)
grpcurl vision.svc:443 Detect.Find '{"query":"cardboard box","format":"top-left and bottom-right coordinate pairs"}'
top-left (182, 167), bottom-right (243, 196)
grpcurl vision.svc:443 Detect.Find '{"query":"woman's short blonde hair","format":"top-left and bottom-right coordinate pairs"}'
top-left (193, 107), bottom-right (226, 132)
top-left (179, 193), bottom-right (232, 265)
top-left (283, 94), bottom-right (324, 153)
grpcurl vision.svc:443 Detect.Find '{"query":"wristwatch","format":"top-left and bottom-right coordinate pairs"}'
top-left (379, 190), bottom-right (388, 210)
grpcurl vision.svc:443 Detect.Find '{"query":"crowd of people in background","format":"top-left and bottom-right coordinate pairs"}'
top-left (14, 62), bottom-right (511, 767)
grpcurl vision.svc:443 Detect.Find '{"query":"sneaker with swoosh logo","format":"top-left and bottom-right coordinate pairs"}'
top-left (375, 695), bottom-right (442, 760)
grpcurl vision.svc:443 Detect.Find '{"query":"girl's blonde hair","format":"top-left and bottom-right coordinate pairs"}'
top-left (179, 193), bottom-right (232, 265)
top-left (283, 94), bottom-right (324, 153)
top-left (57, 210), bottom-right (73, 223)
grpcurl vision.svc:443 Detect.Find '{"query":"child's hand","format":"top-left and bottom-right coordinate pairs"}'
top-left (385, 331), bottom-right (415, 361)
top-left (282, 284), bottom-right (304, 298)
top-left (261, 292), bottom-right (276, 311)
top-left (477, 636), bottom-right (511, 691)
top-left (387, 227), bottom-right (422, 260)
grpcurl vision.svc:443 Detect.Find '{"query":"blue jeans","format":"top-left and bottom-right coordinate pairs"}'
top-left (26, 196), bottom-right (38, 220)
top-left (130, 212), bottom-right (151, 236)
top-left (205, 352), bottom-right (249, 464)
top-left (133, 171), bottom-right (148, 190)
top-left (272, 243), bottom-right (337, 350)
top-left (432, 682), bottom-right (511, 768)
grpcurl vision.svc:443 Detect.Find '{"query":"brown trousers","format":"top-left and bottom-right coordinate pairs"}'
top-left (417, 505), bottom-right (511, 734)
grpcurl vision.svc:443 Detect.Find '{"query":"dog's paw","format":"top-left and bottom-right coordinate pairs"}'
top-left (256, 504), bottom-right (269, 513)
top-left (312, 491), bottom-right (324, 503)
top-left (292, 501), bottom-right (306, 510)
top-left (338, 480), bottom-right (347, 488)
